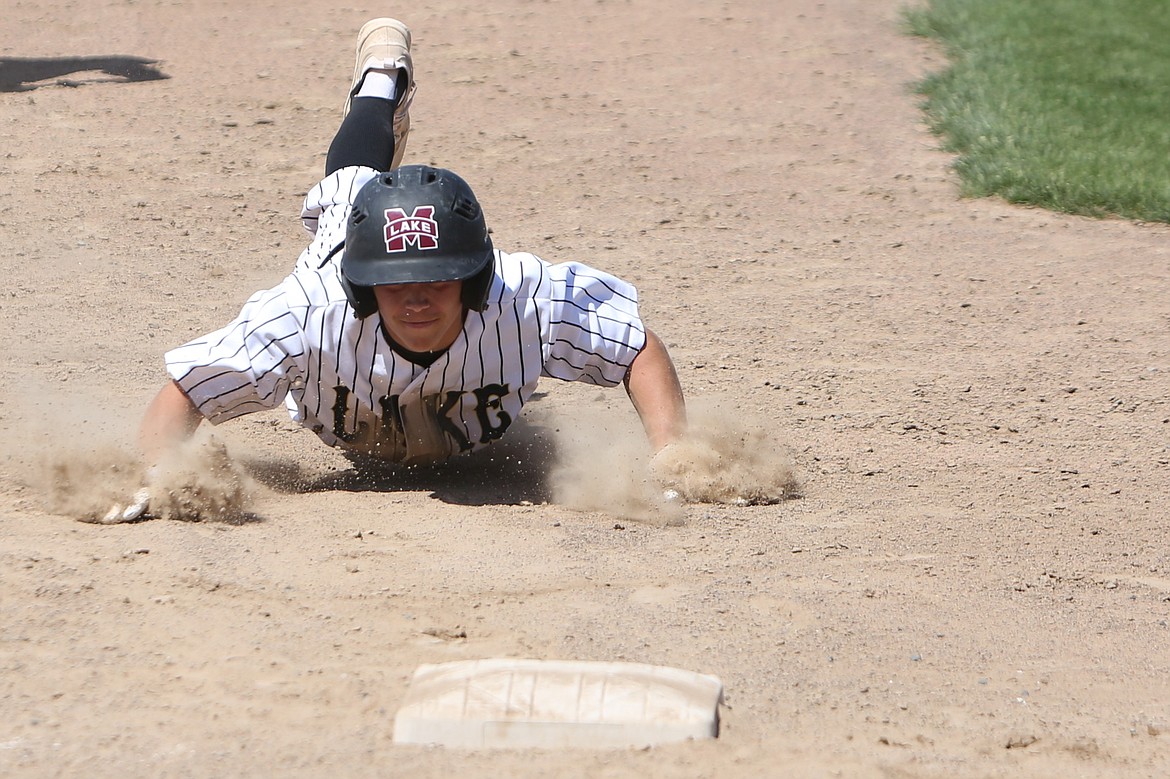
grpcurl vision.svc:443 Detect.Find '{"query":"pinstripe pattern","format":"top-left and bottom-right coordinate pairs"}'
top-left (165, 167), bottom-right (647, 463)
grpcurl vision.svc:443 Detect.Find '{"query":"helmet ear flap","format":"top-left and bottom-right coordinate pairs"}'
top-left (461, 258), bottom-right (494, 312)
top-left (341, 276), bottom-right (379, 319)
top-left (318, 240), bottom-right (378, 319)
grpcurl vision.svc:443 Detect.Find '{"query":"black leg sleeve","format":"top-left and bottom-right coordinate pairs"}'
top-left (325, 97), bottom-right (396, 175)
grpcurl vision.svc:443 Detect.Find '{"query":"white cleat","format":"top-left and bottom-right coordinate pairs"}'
top-left (344, 17), bottom-right (416, 169)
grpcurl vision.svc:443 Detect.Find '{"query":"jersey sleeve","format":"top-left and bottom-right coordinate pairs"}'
top-left (541, 261), bottom-right (647, 386)
top-left (299, 165), bottom-right (379, 238)
top-left (164, 280), bottom-right (310, 425)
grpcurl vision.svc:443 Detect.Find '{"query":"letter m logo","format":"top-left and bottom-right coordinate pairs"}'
top-left (383, 206), bottom-right (439, 252)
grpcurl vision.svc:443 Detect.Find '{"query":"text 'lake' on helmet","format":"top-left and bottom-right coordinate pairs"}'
top-left (341, 165), bottom-right (495, 315)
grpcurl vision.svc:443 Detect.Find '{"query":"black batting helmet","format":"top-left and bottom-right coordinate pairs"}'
top-left (340, 165), bottom-right (495, 317)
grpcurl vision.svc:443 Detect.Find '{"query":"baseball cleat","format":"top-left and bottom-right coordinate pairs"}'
top-left (344, 17), bottom-right (416, 168)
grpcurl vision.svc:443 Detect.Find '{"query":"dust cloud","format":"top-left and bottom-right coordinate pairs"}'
top-left (549, 400), bottom-right (800, 522)
top-left (2, 386), bottom-right (250, 523)
top-left (15, 388), bottom-right (794, 524)
top-left (36, 431), bottom-right (251, 524)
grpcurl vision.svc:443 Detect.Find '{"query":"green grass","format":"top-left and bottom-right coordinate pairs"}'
top-left (904, 0), bottom-right (1170, 221)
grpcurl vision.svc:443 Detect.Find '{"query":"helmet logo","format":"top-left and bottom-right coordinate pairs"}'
top-left (383, 206), bottom-right (439, 252)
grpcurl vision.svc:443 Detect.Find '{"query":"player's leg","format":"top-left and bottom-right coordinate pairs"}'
top-left (327, 96), bottom-right (398, 174)
top-left (326, 18), bottom-right (415, 175)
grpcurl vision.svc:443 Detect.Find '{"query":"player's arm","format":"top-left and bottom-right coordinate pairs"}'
top-left (624, 328), bottom-right (687, 452)
top-left (138, 379), bottom-right (205, 463)
top-left (90, 380), bottom-right (205, 524)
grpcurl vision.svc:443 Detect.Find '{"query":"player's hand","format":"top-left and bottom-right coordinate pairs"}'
top-left (93, 486), bottom-right (153, 524)
top-left (649, 441), bottom-right (695, 504)
top-left (649, 433), bottom-right (795, 506)
top-left (83, 465), bottom-right (160, 524)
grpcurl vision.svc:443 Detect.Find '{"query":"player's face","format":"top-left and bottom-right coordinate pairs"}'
top-left (373, 281), bottom-right (466, 353)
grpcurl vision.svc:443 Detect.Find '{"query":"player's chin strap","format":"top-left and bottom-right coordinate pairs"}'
top-left (319, 240), bottom-right (379, 319)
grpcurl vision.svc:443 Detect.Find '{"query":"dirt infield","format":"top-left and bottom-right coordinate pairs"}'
top-left (2, 1), bottom-right (1169, 776)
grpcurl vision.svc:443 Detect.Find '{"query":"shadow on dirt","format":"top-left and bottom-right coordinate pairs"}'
top-left (0, 55), bottom-right (168, 92)
top-left (244, 418), bottom-right (559, 507)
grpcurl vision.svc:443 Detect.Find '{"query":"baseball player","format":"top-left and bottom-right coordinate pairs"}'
top-left (102, 17), bottom-right (687, 522)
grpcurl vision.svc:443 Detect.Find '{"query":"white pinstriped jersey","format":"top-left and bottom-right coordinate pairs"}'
top-left (165, 167), bottom-right (647, 462)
